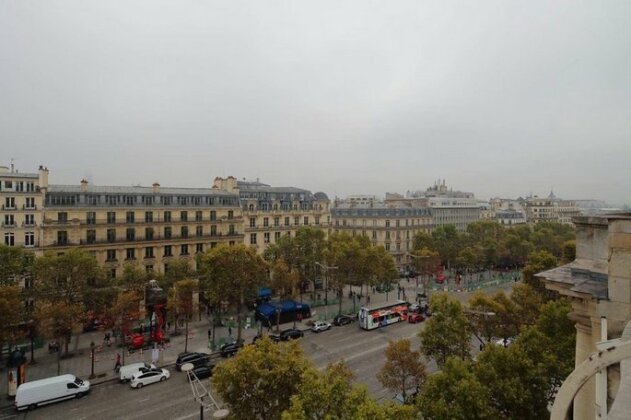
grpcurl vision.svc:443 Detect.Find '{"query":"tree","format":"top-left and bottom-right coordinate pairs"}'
top-left (369, 246), bottom-right (398, 301)
top-left (522, 250), bottom-right (557, 296)
top-left (0, 285), bottom-right (24, 355)
top-left (35, 301), bottom-right (84, 370)
top-left (412, 248), bottom-right (441, 295)
top-left (562, 239), bottom-right (576, 263)
top-left (110, 290), bottom-right (142, 360)
top-left (418, 293), bottom-right (471, 366)
top-left (198, 244), bottom-right (268, 342)
top-left (161, 258), bottom-right (194, 290)
top-left (269, 259), bottom-right (300, 330)
top-left (212, 337), bottom-right (310, 420)
top-left (294, 227), bottom-right (327, 300)
top-left (167, 279), bottom-right (197, 352)
top-left (119, 263), bottom-right (150, 293)
top-left (377, 339), bottom-right (427, 404)
top-left (417, 357), bottom-right (498, 420)
top-left (0, 245), bottom-right (30, 286)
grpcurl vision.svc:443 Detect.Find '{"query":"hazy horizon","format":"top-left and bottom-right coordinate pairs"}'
top-left (2, 1), bottom-right (630, 205)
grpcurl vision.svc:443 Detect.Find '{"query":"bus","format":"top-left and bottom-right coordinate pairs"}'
top-left (358, 301), bottom-right (409, 330)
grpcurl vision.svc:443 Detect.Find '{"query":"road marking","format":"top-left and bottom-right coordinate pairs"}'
top-left (0, 414), bottom-right (17, 420)
top-left (138, 397), bottom-right (150, 402)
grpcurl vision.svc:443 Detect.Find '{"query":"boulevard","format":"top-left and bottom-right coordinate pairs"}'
top-left (0, 317), bottom-right (427, 420)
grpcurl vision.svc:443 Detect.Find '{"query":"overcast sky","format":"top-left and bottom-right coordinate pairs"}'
top-left (2, 1), bottom-right (630, 204)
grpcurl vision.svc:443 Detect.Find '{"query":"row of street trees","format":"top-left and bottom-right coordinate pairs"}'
top-left (413, 220), bottom-right (576, 273)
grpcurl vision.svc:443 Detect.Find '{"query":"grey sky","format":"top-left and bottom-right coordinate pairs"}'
top-left (2, 1), bottom-right (630, 204)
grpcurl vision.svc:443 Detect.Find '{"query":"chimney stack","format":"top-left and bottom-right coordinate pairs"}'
top-left (80, 179), bottom-right (88, 192)
top-left (152, 182), bottom-right (160, 194)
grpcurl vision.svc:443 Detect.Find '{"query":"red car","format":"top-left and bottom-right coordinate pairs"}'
top-left (408, 313), bottom-right (424, 324)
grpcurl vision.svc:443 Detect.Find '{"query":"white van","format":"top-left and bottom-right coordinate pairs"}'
top-left (15, 374), bottom-right (90, 411)
top-left (119, 362), bottom-right (152, 382)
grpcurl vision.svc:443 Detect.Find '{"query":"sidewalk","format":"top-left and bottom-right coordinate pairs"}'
top-left (0, 318), bottom-right (256, 407)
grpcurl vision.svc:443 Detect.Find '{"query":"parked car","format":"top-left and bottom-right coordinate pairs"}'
top-left (175, 352), bottom-right (211, 371)
top-left (408, 313), bottom-right (424, 324)
top-left (15, 375), bottom-right (90, 411)
top-left (408, 303), bottom-right (421, 313)
top-left (191, 365), bottom-right (214, 380)
top-left (333, 314), bottom-right (354, 326)
top-left (130, 368), bottom-right (170, 389)
top-left (119, 362), bottom-right (153, 382)
top-left (220, 341), bottom-right (243, 357)
top-left (279, 329), bottom-right (304, 341)
top-left (269, 333), bottom-right (281, 342)
top-left (311, 321), bottom-right (331, 333)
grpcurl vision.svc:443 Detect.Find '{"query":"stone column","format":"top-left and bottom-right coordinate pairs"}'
top-left (575, 322), bottom-right (596, 420)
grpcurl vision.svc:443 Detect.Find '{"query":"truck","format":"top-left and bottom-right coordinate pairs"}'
top-left (15, 374), bottom-right (90, 411)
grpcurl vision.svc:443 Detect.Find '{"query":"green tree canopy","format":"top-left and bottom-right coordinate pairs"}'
top-left (213, 337), bottom-right (311, 420)
top-left (418, 293), bottom-right (471, 366)
top-left (377, 338), bottom-right (427, 404)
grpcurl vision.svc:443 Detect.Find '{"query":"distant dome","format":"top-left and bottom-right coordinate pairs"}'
top-left (314, 192), bottom-right (329, 200)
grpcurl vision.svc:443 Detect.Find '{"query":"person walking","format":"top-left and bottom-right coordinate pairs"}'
top-left (114, 353), bottom-right (121, 372)
top-left (228, 326), bottom-right (232, 336)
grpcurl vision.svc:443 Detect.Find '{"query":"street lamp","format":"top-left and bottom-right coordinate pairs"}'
top-left (181, 362), bottom-right (229, 420)
top-left (315, 262), bottom-right (338, 321)
top-left (89, 341), bottom-right (96, 379)
top-left (464, 309), bottom-right (496, 350)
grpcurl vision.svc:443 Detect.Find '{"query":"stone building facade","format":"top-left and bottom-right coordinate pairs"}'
top-left (330, 197), bottom-right (432, 270)
top-left (538, 214), bottom-right (631, 419)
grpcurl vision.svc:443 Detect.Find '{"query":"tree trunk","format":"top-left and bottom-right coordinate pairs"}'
top-left (237, 291), bottom-right (244, 342)
top-left (57, 337), bottom-right (62, 375)
top-left (64, 335), bottom-right (70, 356)
top-left (338, 287), bottom-right (343, 315)
top-left (184, 318), bottom-right (189, 352)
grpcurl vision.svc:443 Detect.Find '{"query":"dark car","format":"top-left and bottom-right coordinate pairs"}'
top-left (175, 352), bottom-right (211, 371)
top-left (408, 313), bottom-right (424, 324)
top-left (333, 314), bottom-right (354, 326)
top-left (279, 329), bottom-right (304, 341)
top-left (220, 340), bottom-right (243, 357)
top-left (192, 364), bottom-right (214, 379)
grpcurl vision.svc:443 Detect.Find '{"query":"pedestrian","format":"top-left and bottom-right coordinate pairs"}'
top-left (228, 326), bottom-right (232, 336)
top-left (207, 329), bottom-right (211, 340)
top-left (114, 353), bottom-right (121, 372)
top-left (167, 321), bottom-right (171, 331)
top-left (367, 295), bottom-right (371, 304)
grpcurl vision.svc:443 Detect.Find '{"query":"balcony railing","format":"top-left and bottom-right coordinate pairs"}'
top-left (1, 222), bottom-right (17, 228)
top-left (22, 205), bottom-right (38, 210)
top-left (68, 232), bottom-right (243, 247)
top-left (1, 205), bottom-right (16, 210)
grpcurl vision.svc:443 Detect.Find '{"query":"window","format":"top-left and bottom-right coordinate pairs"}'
top-left (250, 233), bottom-right (257, 245)
top-left (26, 182), bottom-right (35, 192)
top-left (228, 224), bottom-right (235, 235)
top-left (228, 210), bottom-right (234, 220)
top-left (196, 243), bottom-right (204, 254)
top-left (181, 226), bottom-right (189, 238)
top-left (372, 231), bottom-right (377, 239)
top-left (4, 214), bottom-right (14, 226)
top-left (315, 216), bottom-right (320, 225)
top-left (385, 243), bottom-right (390, 251)
top-left (180, 244), bottom-right (189, 255)
top-left (210, 242), bottom-right (217, 249)
top-left (164, 227), bottom-right (172, 239)
top-left (126, 228), bottom-right (135, 241)
top-left (396, 220), bottom-right (400, 228)
top-left (386, 232), bottom-right (391, 240)
top-left (4, 197), bottom-right (15, 209)
top-left (126, 211), bottom-right (135, 223)
top-left (294, 217), bottom-right (299, 226)
top-left (196, 226), bottom-right (203, 237)
top-left (210, 225), bottom-right (217, 236)
top-left (145, 211), bottom-right (153, 223)
top-left (107, 212), bottom-right (116, 224)
top-left (164, 245), bottom-right (173, 257)
top-left (25, 197), bottom-right (35, 209)
top-left (164, 211), bottom-right (171, 222)
top-left (86, 229), bottom-right (96, 244)
top-left (146, 265), bottom-right (153, 272)
top-left (86, 212), bottom-right (96, 224)
top-left (263, 217), bottom-right (269, 227)
top-left (4, 233), bottom-right (14, 246)
top-left (274, 217), bottom-right (280, 227)
top-left (58, 212), bottom-right (68, 224)
top-left (250, 218), bottom-right (256, 228)
top-left (66, 382), bottom-right (78, 390)
top-left (264, 232), bottom-right (270, 244)
top-left (304, 216), bottom-right (309, 225)
top-left (285, 217), bottom-right (290, 226)
top-left (195, 211), bottom-right (202, 222)
top-left (126, 248), bottom-right (136, 260)
top-left (180, 211), bottom-right (188, 222)
top-left (385, 220), bottom-right (390, 228)
top-left (106, 249), bottom-right (117, 261)
top-left (107, 229), bottom-right (116, 243)
top-left (145, 227), bottom-right (154, 240)
top-left (274, 232), bottom-right (281, 241)
top-left (229, 241), bottom-right (235, 246)
top-left (109, 269), bottom-right (116, 278)
top-left (57, 231), bottom-right (68, 245)
top-left (145, 247), bottom-right (154, 259)
top-left (210, 211), bottom-right (217, 221)
top-left (25, 232), bottom-right (35, 247)
top-left (24, 214), bottom-right (35, 226)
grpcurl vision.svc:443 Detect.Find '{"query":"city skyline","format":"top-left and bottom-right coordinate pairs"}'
top-left (2, 1), bottom-right (630, 205)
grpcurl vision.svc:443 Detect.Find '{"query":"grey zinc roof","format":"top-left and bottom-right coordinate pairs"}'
top-left (537, 260), bottom-right (609, 300)
top-left (48, 184), bottom-right (237, 196)
top-left (0, 172), bottom-right (39, 179)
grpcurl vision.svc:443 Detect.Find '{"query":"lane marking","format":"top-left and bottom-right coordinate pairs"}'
top-left (138, 397), bottom-right (150, 402)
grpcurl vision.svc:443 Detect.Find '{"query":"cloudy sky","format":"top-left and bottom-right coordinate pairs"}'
top-left (2, 1), bottom-right (630, 204)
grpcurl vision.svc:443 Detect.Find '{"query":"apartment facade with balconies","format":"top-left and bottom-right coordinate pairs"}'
top-left (0, 165), bottom-right (47, 250)
top-left (41, 180), bottom-right (243, 278)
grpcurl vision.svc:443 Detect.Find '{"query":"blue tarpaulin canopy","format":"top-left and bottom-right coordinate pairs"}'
top-left (256, 300), bottom-right (309, 319)
top-left (258, 287), bottom-right (272, 299)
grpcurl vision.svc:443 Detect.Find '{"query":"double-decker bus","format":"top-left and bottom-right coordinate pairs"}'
top-left (358, 301), bottom-right (409, 330)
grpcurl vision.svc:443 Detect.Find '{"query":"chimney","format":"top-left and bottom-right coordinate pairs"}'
top-left (153, 182), bottom-right (160, 194)
top-left (80, 179), bottom-right (88, 192)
